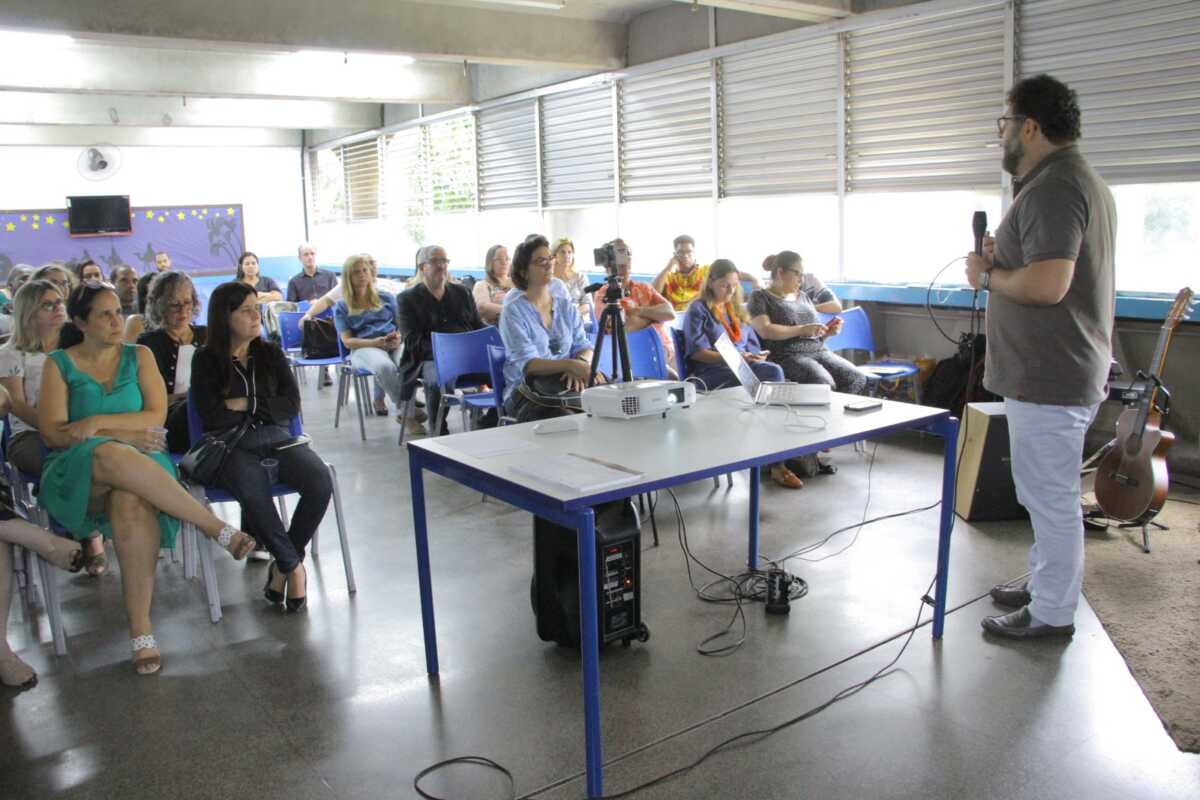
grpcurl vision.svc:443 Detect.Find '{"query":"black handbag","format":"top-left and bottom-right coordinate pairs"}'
top-left (178, 419), bottom-right (253, 485)
top-left (301, 317), bottom-right (339, 359)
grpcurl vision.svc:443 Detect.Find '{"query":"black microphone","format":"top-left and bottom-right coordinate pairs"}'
top-left (972, 211), bottom-right (987, 256)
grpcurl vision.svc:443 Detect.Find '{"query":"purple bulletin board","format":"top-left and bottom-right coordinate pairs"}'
top-left (0, 203), bottom-right (245, 281)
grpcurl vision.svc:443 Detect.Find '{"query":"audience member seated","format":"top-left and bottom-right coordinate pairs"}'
top-left (334, 254), bottom-right (415, 428)
top-left (110, 265), bottom-right (138, 316)
top-left (154, 251), bottom-right (172, 272)
top-left (72, 260), bottom-right (103, 284)
top-left (122, 273), bottom-right (156, 342)
top-left (682, 259), bottom-right (804, 488)
top-left (592, 238), bottom-right (677, 378)
top-left (192, 282), bottom-right (331, 613)
top-left (473, 244), bottom-right (512, 326)
top-left (37, 282), bottom-right (255, 675)
top-left (551, 238), bottom-right (590, 321)
top-left (748, 251), bottom-right (867, 395)
top-left (31, 263), bottom-right (76, 299)
top-left (286, 241), bottom-right (336, 303)
top-left (0, 383), bottom-right (84, 689)
top-left (4, 264), bottom-right (32, 306)
top-left (136, 272), bottom-right (206, 454)
top-left (397, 245), bottom-right (484, 436)
top-left (654, 234), bottom-right (759, 311)
top-left (236, 251), bottom-right (283, 303)
top-left (302, 254), bottom-right (405, 323)
top-left (0, 278), bottom-right (106, 574)
top-left (499, 234), bottom-right (603, 424)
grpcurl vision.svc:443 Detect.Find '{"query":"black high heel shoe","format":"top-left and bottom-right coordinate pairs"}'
top-left (263, 562), bottom-right (285, 605)
top-left (285, 563), bottom-right (307, 613)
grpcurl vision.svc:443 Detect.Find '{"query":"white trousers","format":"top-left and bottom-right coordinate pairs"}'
top-left (1004, 398), bottom-right (1100, 626)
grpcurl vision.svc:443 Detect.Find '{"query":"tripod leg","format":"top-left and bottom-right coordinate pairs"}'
top-left (1142, 523), bottom-right (1151, 554)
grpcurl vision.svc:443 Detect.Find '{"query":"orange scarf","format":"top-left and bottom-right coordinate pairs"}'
top-left (712, 302), bottom-right (741, 344)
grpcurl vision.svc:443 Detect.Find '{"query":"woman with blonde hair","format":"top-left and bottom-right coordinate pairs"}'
top-left (333, 253), bottom-right (407, 425)
top-left (551, 237), bottom-right (590, 320)
top-left (473, 244), bottom-right (512, 325)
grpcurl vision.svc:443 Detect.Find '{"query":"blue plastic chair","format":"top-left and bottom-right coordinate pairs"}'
top-left (594, 327), bottom-right (669, 381)
top-left (333, 333), bottom-right (374, 442)
top-left (485, 344), bottom-right (516, 427)
top-left (670, 327), bottom-right (688, 380)
top-left (430, 327), bottom-right (503, 436)
top-left (821, 306), bottom-right (921, 402)
top-left (277, 310), bottom-right (343, 377)
top-left (182, 390), bottom-right (357, 620)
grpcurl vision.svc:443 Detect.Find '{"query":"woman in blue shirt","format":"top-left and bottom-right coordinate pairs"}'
top-left (498, 234), bottom-right (605, 423)
top-left (334, 253), bottom-right (406, 420)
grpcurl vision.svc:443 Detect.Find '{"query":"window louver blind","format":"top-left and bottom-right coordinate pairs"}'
top-left (541, 85), bottom-right (615, 207)
top-left (477, 101), bottom-right (539, 210)
top-left (341, 138), bottom-right (383, 221)
top-left (720, 38), bottom-right (840, 196)
top-left (383, 128), bottom-right (425, 220)
top-left (426, 116), bottom-right (477, 213)
top-left (846, 2), bottom-right (1006, 192)
top-left (619, 62), bottom-right (714, 201)
top-left (1017, 0), bottom-right (1200, 184)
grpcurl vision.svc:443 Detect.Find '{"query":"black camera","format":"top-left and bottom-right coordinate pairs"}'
top-left (593, 242), bottom-right (619, 274)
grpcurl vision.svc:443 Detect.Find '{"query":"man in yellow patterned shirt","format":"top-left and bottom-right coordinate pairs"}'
top-left (652, 234), bottom-right (759, 311)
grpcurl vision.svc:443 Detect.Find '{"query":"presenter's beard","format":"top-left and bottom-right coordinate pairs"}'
top-left (1002, 135), bottom-right (1024, 176)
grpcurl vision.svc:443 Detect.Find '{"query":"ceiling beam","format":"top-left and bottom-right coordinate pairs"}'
top-left (669, 0), bottom-right (853, 22)
top-left (0, 92), bottom-right (381, 130)
top-left (0, 0), bottom-right (626, 69)
top-left (0, 40), bottom-right (471, 104)
top-left (0, 125), bottom-right (300, 147)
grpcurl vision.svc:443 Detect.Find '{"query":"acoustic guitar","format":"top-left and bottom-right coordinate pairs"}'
top-left (1094, 287), bottom-right (1195, 523)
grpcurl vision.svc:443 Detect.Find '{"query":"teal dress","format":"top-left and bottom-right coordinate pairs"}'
top-left (39, 344), bottom-right (179, 548)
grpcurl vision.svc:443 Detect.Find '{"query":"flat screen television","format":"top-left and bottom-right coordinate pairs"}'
top-left (67, 195), bottom-right (132, 236)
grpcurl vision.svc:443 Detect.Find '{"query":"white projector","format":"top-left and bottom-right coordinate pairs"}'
top-left (582, 379), bottom-right (697, 419)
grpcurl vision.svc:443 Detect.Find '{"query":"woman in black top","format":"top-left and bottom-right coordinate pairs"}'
top-left (136, 271), bottom-right (206, 453)
top-left (191, 282), bottom-right (331, 611)
top-left (236, 251), bottom-right (283, 303)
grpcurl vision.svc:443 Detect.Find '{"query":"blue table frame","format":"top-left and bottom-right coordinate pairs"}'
top-left (408, 408), bottom-right (958, 798)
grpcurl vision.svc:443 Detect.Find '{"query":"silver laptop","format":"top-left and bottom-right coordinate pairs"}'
top-left (713, 332), bottom-right (831, 406)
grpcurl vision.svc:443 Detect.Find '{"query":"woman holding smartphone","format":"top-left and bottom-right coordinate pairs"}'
top-left (191, 281), bottom-right (332, 612)
top-left (748, 251), bottom-right (867, 395)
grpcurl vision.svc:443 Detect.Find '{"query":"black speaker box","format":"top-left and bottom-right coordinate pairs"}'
top-left (954, 402), bottom-right (1028, 522)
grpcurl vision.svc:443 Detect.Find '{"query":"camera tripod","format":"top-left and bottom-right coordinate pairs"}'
top-left (587, 275), bottom-right (633, 386)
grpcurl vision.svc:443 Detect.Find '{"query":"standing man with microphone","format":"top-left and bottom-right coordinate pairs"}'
top-left (965, 74), bottom-right (1116, 640)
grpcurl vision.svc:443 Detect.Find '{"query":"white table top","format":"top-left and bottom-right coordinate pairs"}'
top-left (409, 388), bottom-right (949, 507)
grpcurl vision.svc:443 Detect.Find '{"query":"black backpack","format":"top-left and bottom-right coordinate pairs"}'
top-left (924, 333), bottom-right (999, 416)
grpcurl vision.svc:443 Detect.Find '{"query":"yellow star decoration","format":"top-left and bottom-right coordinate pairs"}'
top-left (200, 210), bottom-right (208, 217)
top-left (176, 212), bottom-right (186, 220)
top-left (157, 216), bottom-right (165, 223)
top-left (45, 215), bottom-right (55, 224)
top-left (62, 221), bottom-right (68, 227)
top-left (4, 223), bottom-right (14, 232)
top-left (32, 223), bottom-right (39, 230)
top-left (191, 210), bottom-right (198, 216)
top-left (19, 215), bottom-right (26, 222)
top-left (226, 207), bottom-right (235, 215)
top-left (145, 211), bottom-right (155, 219)
top-left (32, 214), bottom-right (40, 221)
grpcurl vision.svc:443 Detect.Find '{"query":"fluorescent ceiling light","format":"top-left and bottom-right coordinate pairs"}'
top-left (0, 29), bottom-right (74, 48)
top-left (471, 0), bottom-right (568, 10)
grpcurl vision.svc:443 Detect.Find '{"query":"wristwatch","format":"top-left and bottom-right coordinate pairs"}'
top-left (980, 271), bottom-right (991, 291)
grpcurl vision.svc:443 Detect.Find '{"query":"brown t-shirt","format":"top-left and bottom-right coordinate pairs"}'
top-left (985, 145), bottom-right (1116, 406)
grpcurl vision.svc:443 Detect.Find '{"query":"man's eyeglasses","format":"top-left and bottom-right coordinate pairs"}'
top-left (39, 300), bottom-right (65, 312)
top-left (996, 114), bottom-right (1027, 135)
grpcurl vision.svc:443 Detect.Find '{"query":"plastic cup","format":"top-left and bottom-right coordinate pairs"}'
top-left (260, 457), bottom-right (279, 485)
top-left (147, 426), bottom-right (168, 451)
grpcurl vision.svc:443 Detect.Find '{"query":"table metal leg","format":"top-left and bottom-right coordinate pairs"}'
top-left (408, 447), bottom-right (439, 675)
top-left (575, 507), bottom-right (603, 799)
top-left (932, 416), bottom-right (959, 639)
top-left (748, 464), bottom-right (761, 570)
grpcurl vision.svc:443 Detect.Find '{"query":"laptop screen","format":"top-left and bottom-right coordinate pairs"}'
top-left (713, 332), bottom-right (761, 398)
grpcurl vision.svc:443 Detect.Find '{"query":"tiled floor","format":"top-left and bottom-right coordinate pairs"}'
top-left (4, 381), bottom-right (1198, 799)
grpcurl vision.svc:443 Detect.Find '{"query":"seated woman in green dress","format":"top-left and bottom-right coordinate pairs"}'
top-left (37, 282), bottom-right (257, 676)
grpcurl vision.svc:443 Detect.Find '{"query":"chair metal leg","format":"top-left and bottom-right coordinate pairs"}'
top-left (354, 374), bottom-right (368, 442)
top-left (726, 473), bottom-right (733, 488)
top-left (276, 495), bottom-right (289, 529)
top-left (326, 463), bottom-right (357, 594)
top-left (398, 398), bottom-right (414, 447)
top-left (35, 554), bottom-right (67, 656)
top-left (712, 476), bottom-right (720, 489)
top-left (196, 531), bottom-right (223, 624)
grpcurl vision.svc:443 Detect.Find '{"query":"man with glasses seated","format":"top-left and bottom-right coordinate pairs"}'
top-left (396, 245), bottom-right (484, 436)
top-left (653, 234), bottom-right (760, 312)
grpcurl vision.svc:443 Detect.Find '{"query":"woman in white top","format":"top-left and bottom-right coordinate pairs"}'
top-left (473, 244), bottom-right (512, 326)
top-left (0, 279), bottom-right (108, 574)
